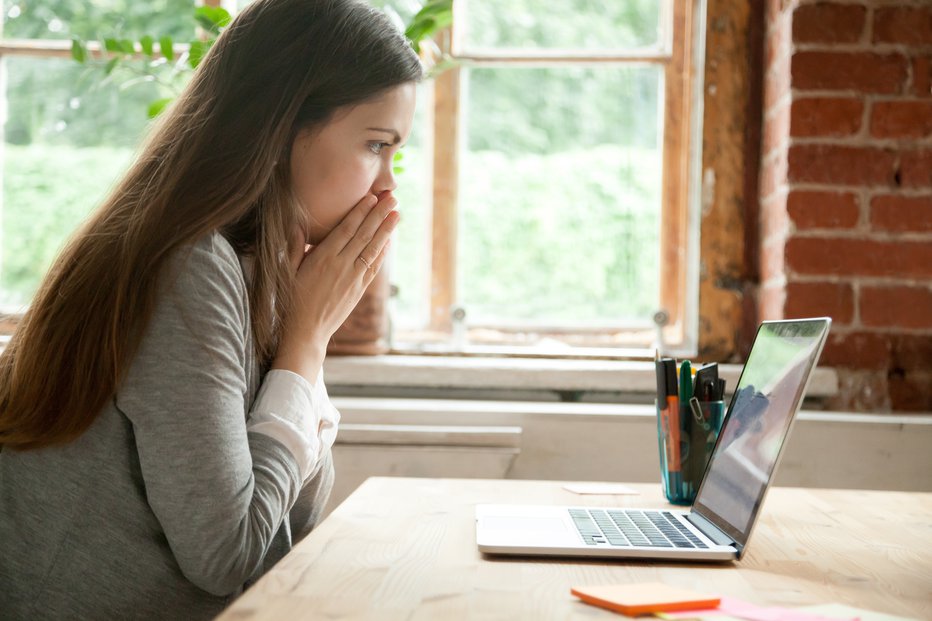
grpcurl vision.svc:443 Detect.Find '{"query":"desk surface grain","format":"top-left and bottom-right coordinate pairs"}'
top-left (218, 478), bottom-right (932, 620)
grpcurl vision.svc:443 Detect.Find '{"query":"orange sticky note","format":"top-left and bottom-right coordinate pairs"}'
top-left (570, 582), bottom-right (720, 616)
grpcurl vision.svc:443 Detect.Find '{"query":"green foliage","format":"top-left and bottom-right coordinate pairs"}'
top-left (187, 39), bottom-right (212, 69)
top-left (159, 35), bottom-right (174, 61)
top-left (69, 37), bottom-right (86, 63)
top-left (3, 0), bottom-right (665, 327)
top-left (404, 0), bottom-right (452, 54)
top-left (147, 97), bottom-right (173, 119)
top-left (465, 0), bottom-right (659, 50)
top-left (193, 5), bottom-right (231, 35)
top-left (458, 146), bottom-right (660, 322)
top-left (1, 145), bottom-right (134, 305)
top-left (2, 0), bottom-right (195, 42)
top-left (140, 35), bottom-right (154, 57)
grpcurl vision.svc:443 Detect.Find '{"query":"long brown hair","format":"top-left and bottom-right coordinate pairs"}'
top-left (0, 0), bottom-right (422, 450)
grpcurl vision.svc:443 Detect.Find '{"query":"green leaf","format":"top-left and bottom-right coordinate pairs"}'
top-left (159, 36), bottom-right (174, 61)
top-left (104, 37), bottom-right (120, 53)
top-left (405, 0), bottom-right (453, 47)
top-left (140, 35), bottom-right (154, 57)
top-left (414, 0), bottom-right (452, 19)
top-left (70, 38), bottom-right (87, 63)
top-left (119, 38), bottom-right (135, 54)
top-left (188, 40), bottom-right (213, 69)
top-left (104, 57), bottom-right (120, 75)
top-left (194, 6), bottom-right (232, 35)
top-left (147, 97), bottom-right (173, 119)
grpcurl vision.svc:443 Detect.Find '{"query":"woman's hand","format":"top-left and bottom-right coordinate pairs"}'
top-left (272, 191), bottom-right (399, 384)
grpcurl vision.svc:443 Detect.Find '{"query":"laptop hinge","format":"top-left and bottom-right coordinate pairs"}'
top-left (686, 512), bottom-right (735, 547)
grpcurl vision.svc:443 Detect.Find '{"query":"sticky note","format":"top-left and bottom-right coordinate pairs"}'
top-left (571, 582), bottom-right (721, 616)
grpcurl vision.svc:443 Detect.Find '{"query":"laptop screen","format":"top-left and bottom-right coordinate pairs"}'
top-left (692, 318), bottom-right (830, 552)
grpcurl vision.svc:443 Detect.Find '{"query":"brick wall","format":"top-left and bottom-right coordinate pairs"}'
top-left (760, 0), bottom-right (932, 411)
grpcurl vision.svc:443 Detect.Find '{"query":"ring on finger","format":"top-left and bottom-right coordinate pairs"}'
top-left (357, 255), bottom-right (372, 270)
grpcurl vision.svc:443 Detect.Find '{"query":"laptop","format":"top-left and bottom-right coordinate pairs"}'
top-left (475, 317), bottom-right (832, 561)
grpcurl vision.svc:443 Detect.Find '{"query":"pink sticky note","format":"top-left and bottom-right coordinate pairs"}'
top-left (660, 597), bottom-right (858, 621)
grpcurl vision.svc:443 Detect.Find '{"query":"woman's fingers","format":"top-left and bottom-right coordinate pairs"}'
top-left (342, 192), bottom-right (398, 261)
top-left (319, 193), bottom-right (379, 253)
top-left (355, 209), bottom-right (399, 274)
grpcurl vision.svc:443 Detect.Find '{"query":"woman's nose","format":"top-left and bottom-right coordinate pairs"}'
top-left (372, 159), bottom-right (398, 194)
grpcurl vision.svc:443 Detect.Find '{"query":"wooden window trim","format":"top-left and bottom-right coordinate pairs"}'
top-left (422, 0), bottom-right (700, 352)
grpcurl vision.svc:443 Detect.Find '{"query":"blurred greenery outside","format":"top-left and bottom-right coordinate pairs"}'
top-left (2, 0), bottom-right (663, 334)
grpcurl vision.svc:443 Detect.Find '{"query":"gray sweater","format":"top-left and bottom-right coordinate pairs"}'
top-left (0, 232), bottom-right (334, 619)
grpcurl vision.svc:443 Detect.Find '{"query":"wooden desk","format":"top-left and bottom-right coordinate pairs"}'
top-left (219, 478), bottom-right (932, 620)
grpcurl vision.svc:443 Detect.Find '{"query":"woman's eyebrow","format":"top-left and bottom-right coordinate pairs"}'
top-left (367, 127), bottom-right (401, 144)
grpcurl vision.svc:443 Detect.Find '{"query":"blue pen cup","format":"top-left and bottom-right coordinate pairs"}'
top-left (656, 399), bottom-right (725, 505)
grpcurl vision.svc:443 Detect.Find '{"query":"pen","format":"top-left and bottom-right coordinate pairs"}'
top-left (655, 353), bottom-right (671, 483)
top-left (663, 359), bottom-right (680, 476)
top-left (679, 360), bottom-right (693, 405)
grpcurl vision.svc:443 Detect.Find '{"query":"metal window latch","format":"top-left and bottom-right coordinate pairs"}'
top-left (451, 305), bottom-right (467, 351)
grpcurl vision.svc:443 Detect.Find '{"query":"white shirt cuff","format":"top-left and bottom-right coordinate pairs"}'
top-left (246, 369), bottom-right (340, 482)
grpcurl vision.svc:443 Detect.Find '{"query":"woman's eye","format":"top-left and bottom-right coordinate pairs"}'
top-left (368, 142), bottom-right (391, 155)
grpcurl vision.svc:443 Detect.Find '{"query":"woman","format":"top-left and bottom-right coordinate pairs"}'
top-left (0, 0), bottom-right (421, 618)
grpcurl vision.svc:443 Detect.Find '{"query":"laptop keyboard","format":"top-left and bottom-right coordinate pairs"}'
top-left (569, 508), bottom-right (709, 548)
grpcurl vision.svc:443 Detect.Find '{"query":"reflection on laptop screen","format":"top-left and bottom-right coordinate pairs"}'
top-left (693, 319), bottom-right (829, 547)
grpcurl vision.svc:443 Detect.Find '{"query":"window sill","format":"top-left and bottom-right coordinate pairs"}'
top-left (322, 354), bottom-right (839, 402)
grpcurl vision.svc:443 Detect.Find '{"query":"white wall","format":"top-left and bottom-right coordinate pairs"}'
top-left (325, 398), bottom-right (932, 514)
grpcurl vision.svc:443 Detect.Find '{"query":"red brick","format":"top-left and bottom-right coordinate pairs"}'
top-left (793, 3), bottom-right (866, 44)
top-left (765, 61), bottom-right (791, 110)
top-left (761, 238), bottom-right (786, 283)
top-left (785, 281), bottom-right (855, 324)
top-left (766, 0), bottom-right (786, 26)
top-left (888, 334), bottom-right (932, 410)
top-left (791, 97), bottom-right (863, 137)
top-left (861, 285), bottom-right (932, 329)
top-left (820, 331), bottom-right (891, 369)
top-left (913, 56), bottom-right (931, 98)
top-left (787, 190), bottom-right (860, 229)
top-left (888, 366), bottom-right (932, 411)
top-left (892, 333), bottom-right (932, 368)
top-left (760, 151), bottom-right (788, 199)
top-left (785, 237), bottom-right (932, 278)
top-left (759, 283), bottom-right (786, 319)
top-left (763, 101), bottom-right (790, 157)
top-left (761, 191), bottom-right (789, 240)
top-left (873, 7), bottom-right (932, 46)
top-left (899, 149), bottom-right (932, 188)
top-left (766, 11), bottom-right (790, 68)
top-left (870, 101), bottom-right (932, 139)
top-left (871, 195), bottom-right (932, 232)
top-left (787, 145), bottom-right (897, 186)
top-left (792, 52), bottom-right (908, 94)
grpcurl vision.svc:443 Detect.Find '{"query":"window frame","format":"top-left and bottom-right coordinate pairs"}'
top-left (402, 0), bottom-right (704, 356)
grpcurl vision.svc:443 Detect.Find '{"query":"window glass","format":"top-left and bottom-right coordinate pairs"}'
top-left (461, 0), bottom-right (662, 51)
top-left (1, 56), bottom-right (154, 306)
top-left (1, 1), bottom-right (195, 306)
top-left (459, 65), bottom-right (662, 325)
top-left (3, 0), bottom-right (194, 41)
top-left (386, 82), bottom-right (432, 330)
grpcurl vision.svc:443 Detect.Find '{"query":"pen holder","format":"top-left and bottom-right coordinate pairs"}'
top-left (656, 399), bottom-right (725, 505)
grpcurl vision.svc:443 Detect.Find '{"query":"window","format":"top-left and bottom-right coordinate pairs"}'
top-left (379, 0), bottom-right (704, 356)
top-left (0, 0), bottom-right (704, 357)
top-left (0, 0), bottom-right (194, 308)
